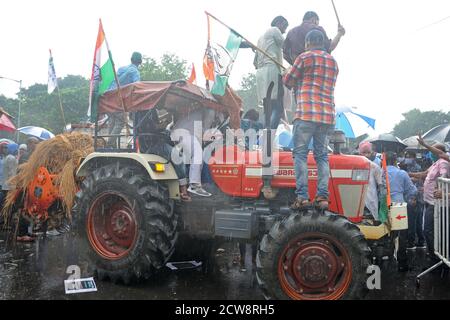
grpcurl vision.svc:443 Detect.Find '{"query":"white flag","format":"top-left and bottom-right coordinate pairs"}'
top-left (48, 49), bottom-right (58, 94)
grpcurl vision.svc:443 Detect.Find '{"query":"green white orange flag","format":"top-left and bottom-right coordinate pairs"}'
top-left (88, 19), bottom-right (116, 121)
top-left (203, 13), bottom-right (242, 96)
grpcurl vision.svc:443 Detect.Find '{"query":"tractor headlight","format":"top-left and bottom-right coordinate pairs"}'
top-left (150, 163), bottom-right (165, 173)
top-left (352, 169), bottom-right (369, 181)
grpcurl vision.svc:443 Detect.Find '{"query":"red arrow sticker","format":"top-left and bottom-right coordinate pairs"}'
top-left (396, 215), bottom-right (407, 221)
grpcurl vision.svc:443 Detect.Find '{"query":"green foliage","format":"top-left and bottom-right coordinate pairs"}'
top-left (0, 53), bottom-right (189, 140)
top-left (140, 53), bottom-right (188, 81)
top-left (236, 73), bottom-right (258, 112)
top-left (393, 108), bottom-right (450, 139)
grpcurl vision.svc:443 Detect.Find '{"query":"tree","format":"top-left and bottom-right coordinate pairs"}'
top-left (0, 75), bottom-right (89, 137)
top-left (236, 73), bottom-right (258, 113)
top-left (140, 53), bottom-right (188, 81)
top-left (393, 108), bottom-right (450, 139)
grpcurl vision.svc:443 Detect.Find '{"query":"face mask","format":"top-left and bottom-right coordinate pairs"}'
top-left (430, 154), bottom-right (439, 163)
top-left (404, 158), bottom-right (414, 165)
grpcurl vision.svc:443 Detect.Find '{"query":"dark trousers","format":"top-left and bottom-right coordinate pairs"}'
top-left (424, 203), bottom-right (435, 255)
top-left (397, 230), bottom-right (408, 266)
top-left (407, 202), bottom-right (425, 246)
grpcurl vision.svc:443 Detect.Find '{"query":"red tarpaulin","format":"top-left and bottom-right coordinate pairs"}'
top-left (98, 81), bottom-right (242, 129)
top-left (0, 114), bottom-right (16, 132)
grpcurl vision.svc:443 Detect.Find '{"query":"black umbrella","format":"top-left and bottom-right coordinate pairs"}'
top-left (402, 135), bottom-right (438, 151)
top-left (423, 124), bottom-right (450, 144)
top-left (369, 133), bottom-right (407, 153)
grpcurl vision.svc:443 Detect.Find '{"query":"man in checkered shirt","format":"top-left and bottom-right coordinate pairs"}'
top-left (283, 29), bottom-right (339, 210)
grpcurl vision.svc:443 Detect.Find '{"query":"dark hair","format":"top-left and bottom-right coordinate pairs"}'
top-left (131, 52), bottom-right (142, 65)
top-left (385, 151), bottom-right (397, 166)
top-left (243, 109), bottom-right (260, 122)
top-left (305, 29), bottom-right (325, 47)
top-left (271, 16), bottom-right (288, 28)
top-left (303, 11), bottom-right (319, 22)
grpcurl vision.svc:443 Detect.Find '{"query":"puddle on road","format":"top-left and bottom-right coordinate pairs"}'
top-left (0, 232), bottom-right (449, 300)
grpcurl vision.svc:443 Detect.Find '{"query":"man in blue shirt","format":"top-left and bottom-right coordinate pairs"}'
top-left (385, 152), bottom-right (417, 272)
top-left (108, 52), bottom-right (142, 147)
top-left (109, 52), bottom-right (142, 90)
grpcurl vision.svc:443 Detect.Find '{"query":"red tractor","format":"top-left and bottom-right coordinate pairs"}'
top-left (73, 81), bottom-right (406, 300)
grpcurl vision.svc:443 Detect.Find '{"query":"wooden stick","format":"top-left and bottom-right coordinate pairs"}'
top-left (331, 0), bottom-right (342, 26)
top-left (205, 11), bottom-right (286, 71)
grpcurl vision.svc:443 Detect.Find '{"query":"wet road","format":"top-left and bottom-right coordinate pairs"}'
top-left (0, 233), bottom-right (449, 300)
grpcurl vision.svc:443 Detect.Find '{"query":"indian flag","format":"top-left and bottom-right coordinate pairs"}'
top-left (88, 19), bottom-right (116, 121)
top-left (203, 13), bottom-right (242, 96)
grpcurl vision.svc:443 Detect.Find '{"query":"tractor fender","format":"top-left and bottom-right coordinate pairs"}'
top-left (76, 152), bottom-right (180, 199)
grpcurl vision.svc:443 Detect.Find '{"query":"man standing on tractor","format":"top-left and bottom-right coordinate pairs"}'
top-left (249, 16), bottom-right (289, 129)
top-left (107, 51), bottom-right (143, 146)
top-left (283, 11), bottom-right (346, 66)
top-left (283, 29), bottom-right (339, 210)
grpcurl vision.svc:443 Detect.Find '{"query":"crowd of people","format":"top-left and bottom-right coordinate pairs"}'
top-left (0, 137), bottom-right (40, 242)
top-left (358, 137), bottom-right (450, 271)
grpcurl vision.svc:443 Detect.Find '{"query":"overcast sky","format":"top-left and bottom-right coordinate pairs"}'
top-left (1, 0), bottom-right (449, 134)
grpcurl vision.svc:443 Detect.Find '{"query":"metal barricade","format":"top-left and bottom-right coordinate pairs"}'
top-left (417, 177), bottom-right (450, 284)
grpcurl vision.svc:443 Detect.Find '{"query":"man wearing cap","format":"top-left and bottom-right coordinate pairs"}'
top-left (18, 144), bottom-right (27, 162)
top-left (283, 11), bottom-right (346, 66)
top-left (283, 29), bottom-right (339, 210)
top-left (19, 137), bottom-right (39, 165)
top-left (108, 52), bottom-right (143, 147)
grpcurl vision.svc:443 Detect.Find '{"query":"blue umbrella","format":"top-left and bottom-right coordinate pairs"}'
top-left (335, 106), bottom-right (376, 138)
top-left (18, 126), bottom-right (55, 140)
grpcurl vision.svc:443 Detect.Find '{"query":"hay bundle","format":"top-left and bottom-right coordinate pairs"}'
top-left (3, 132), bottom-right (94, 219)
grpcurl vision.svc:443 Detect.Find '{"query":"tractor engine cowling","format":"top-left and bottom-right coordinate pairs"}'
top-left (209, 146), bottom-right (370, 223)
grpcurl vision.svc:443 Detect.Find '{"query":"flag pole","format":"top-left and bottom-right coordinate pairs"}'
top-left (49, 49), bottom-right (66, 130)
top-left (205, 11), bottom-right (286, 71)
top-left (56, 85), bottom-right (67, 129)
top-left (102, 21), bottom-right (130, 139)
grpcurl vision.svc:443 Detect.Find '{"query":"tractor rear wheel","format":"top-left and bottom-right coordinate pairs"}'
top-left (73, 163), bottom-right (177, 284)
top-left (257, 210), bottom-right (370, 300)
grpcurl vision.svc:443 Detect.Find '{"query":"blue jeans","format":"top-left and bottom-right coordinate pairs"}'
top-left (292, 119), bottom-right (334, 200)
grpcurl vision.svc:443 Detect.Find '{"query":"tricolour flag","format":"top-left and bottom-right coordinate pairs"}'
top-left (187, 63), bottom-right (197, 85)
top-left (203, 14), bottom-right (242, 96)
top-left (48, 49), bottom-right (58, 94)
top-left (378, 153), bottom-right (391, 223)
top-left (88, 19), bottom-right (116, 121)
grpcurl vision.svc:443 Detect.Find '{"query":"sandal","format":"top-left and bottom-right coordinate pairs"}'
top-left (314, 196), bottom-right (330, 210)
top-left (16, 235), bottom-right (35, 242)
top-left (180, 192), bottom-right (192, 202)
top-left (291, 198), bottom-right (311, 210)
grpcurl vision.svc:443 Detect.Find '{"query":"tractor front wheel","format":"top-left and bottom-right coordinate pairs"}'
top-left (257, 210), bottom-right (370, 300)
top-left (73, 163), bottom-right (177, 284)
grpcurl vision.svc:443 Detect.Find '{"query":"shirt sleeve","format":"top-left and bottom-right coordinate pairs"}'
top-left (318, 26), bottom-right (332, 53)
top-left (283, 55), bottom-right (304, 89)
top-left (403, 171), bottom-right (417, 201)
top-left (272, 28), bottom-right (284, 48)
top-left (282, 31), bottom-right (293, 65)
top-left (439, 161), bottom-right (449, 178)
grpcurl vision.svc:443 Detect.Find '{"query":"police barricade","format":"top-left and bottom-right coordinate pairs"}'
top-left (417, 177), bottom-right (450, 284)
